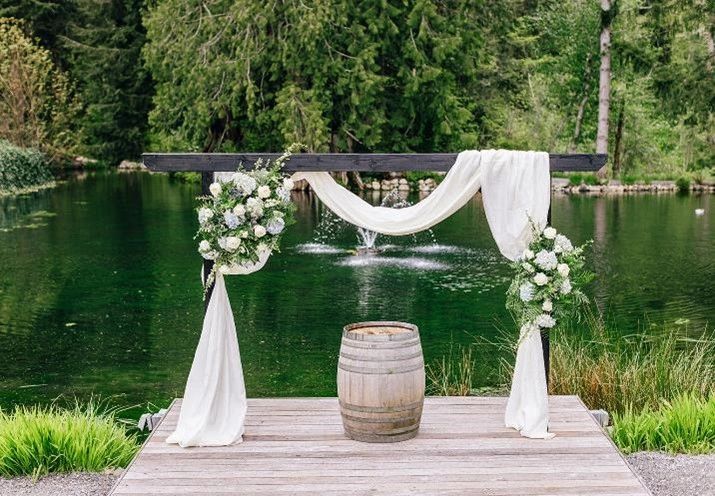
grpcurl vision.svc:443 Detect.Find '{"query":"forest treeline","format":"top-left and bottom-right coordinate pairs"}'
top-left (0, 0), bottom-right (713, 176)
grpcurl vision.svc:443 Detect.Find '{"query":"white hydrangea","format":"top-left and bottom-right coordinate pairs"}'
top-left (542, 299), bottom-right (553, 312)
top-left (543, 226), bottom-right (557, 239)
top-left (533, 272), bottom-right (549, 286)
top-left (266, 217), bottom-right (285, 235)
top-left (554, 234), bottom-right (574, 253)
top-left (534, 250), bottom-right (558, 271)
top-left (277, 187), bottom-right (291, 203)
top-left (257, 185), bottom-right (271, 199)
top-left (560, 279), bottom-right (572, 294)
top-left (209, 182), bottom-right (222, 197)
top-left (232, 173), bottom-right (257, 195)
top-left (198, 207), bottom-right (213, 225)
top-left (198, 240), bottom-right (211, 253)
top-left (519, 282), bottom-right (535, 302)
top-left (536, 313), bottom-right (556, 328)
top-left (557, 263), bottom-right (570, 277)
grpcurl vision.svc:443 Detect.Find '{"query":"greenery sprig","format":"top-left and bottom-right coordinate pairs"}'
top-left (506, 222), bottom-right (593, 343)
top-left (195, 144), bottom-right (302, 291)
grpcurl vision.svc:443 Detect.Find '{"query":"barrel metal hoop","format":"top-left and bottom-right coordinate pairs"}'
top-left (339, 350), bottom-right (423, 362)
top-left (337, 362), bottom-right (424, 375)
top-left (339, 399), bottom-right (424, 414)
top-left (340, 338), bottom-right (421, 350)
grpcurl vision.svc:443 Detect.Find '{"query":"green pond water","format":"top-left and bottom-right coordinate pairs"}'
top-left (0, 172), bottom-right (712, 412)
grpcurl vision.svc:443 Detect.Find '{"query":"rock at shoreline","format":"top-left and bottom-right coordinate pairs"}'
top-left (117, 160), bottom-right (147, 171)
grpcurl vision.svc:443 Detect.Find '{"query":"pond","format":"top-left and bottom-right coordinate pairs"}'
top-left (0, 172), bottom-right (712, 411)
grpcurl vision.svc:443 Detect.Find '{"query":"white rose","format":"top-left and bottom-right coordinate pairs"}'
top-left (560, 279), bottom-right (572, 294)
top-left (533, 272), bottom-right (549, 286)
top-left (536, 313), bottom-right (556, 329)
top-left (209, 182), bottom-right (222, 197)
top-left (198, 240), bottom-right (211, 252)
top-left (225, 236), bottom-right (241, 251)
top-left (542, 299), bottom-right (553, 312)
top-left (232, 204), bottom-right (246, 217)
top-left (557, 263), bottom-right (570, 277)
top-left (522, 249), bottom-right (535, 260)
top-left (257, 185), bottom-right (271, 199)
top-left (543, 226), bottom-right (557, 239)
top-left (253, 225), bottom-right (267, 238)
top-left (283, 177), bottom-right (294, 190)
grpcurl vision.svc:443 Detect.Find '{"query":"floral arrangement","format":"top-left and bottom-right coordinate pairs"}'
top-left (506, 223), bottom-right (592, 340)
top-left (195, 146), bottom-right (299, 289)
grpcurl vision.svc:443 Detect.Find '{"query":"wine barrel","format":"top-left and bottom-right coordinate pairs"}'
top-left (337, 321), bottom-right (425, 443)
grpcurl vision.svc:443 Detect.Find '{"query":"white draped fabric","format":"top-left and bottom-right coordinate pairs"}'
top-left (167, 149), bottom-right (553, 447)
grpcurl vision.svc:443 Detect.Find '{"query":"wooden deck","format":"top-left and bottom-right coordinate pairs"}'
top-left (111, 396), bottom-right (651, 496)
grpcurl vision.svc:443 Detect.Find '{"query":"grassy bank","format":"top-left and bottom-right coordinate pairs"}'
top-left (0, 400), bottom-right (138, 478)
top-left (0, 141), bottom-right (55, 196)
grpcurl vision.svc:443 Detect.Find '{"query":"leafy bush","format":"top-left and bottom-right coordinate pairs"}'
top-left (611, 394), bottom-right (715, 454)
top-left (0, 19), bottom-right (79, 159)
top-left (568, 173), bottom-right (583, 186)
top-left (675, 176), bottom-right (691, 193)
top-left (0, 400), bottom-right (139, 478)
top-left (0, 140), bottom-right (54, 194)
top-left (582, 173), bottom-right (601, 186)
top-left (620, 174), bottom-right (638, 185)
top-left (404, 171), bottom-right (444, 184)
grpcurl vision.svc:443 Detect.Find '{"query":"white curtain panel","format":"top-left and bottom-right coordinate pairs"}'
top-left (168, 149), bottom-right (552, 447)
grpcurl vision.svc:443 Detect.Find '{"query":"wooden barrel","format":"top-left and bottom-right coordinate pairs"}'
top-left (337, 321), bottom-right (425, 442)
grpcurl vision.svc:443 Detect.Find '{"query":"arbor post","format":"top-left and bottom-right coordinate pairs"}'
top-left (201, 171), bottom-right (215, 310)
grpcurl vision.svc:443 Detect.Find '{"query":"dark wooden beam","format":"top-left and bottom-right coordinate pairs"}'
top-left (143, 153), bottom-right (607, 172)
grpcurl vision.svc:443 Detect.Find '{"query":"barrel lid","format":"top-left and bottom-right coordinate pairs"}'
top-left (342, 321), bottom-right (419, 341)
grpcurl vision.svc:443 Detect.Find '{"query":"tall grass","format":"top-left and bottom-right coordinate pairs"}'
top-left (0, 400), bottom-right (139, 478)
top-left (611, 394), bottom-right (715, 454)
top-left (426, 344), bottom-right (476, 396)
top-left (548, 317), bottom-right (715, 414)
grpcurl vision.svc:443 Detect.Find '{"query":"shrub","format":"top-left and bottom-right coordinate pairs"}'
top-left (675, 176), bottom-right (691, 193)
top-left (0, 400), bottom-right (139, 478)
top-left (611, 394), bottom-right (715, 454)
top-left (0, 19), bottom-right (79, 159)
top-left (0, 140), bottom-right (54, 194)
top-left (568, 173), bottom-right (584, 186)
top-left (620, 174), bottom-right (638, 185)
top-left (582, 173), bottom-right (601, 186)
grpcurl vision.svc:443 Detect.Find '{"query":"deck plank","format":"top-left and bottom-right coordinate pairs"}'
top-left (110, 397), bottom-right (651, 496)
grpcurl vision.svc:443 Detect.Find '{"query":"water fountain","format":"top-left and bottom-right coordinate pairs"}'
top-left (354, 189), bottom-right (410, 255)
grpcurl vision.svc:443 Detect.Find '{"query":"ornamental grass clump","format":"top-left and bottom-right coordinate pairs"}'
top-left (549, 317), bottom-right (715, 414)
top-left (0, 401), bottom-right (139, 478)
top-left (611, 394), bottom-right (715, 454)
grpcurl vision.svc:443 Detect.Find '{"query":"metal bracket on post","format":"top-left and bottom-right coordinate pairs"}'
top-left (201, 172), bottom-right (215, 311)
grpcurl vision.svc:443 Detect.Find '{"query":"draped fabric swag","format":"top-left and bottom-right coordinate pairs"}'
top-left (166, 149), bottom-right (553, 447)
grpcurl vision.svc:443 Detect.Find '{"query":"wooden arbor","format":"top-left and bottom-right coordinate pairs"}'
top-left (142, 152), bottom-right (607, 385)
